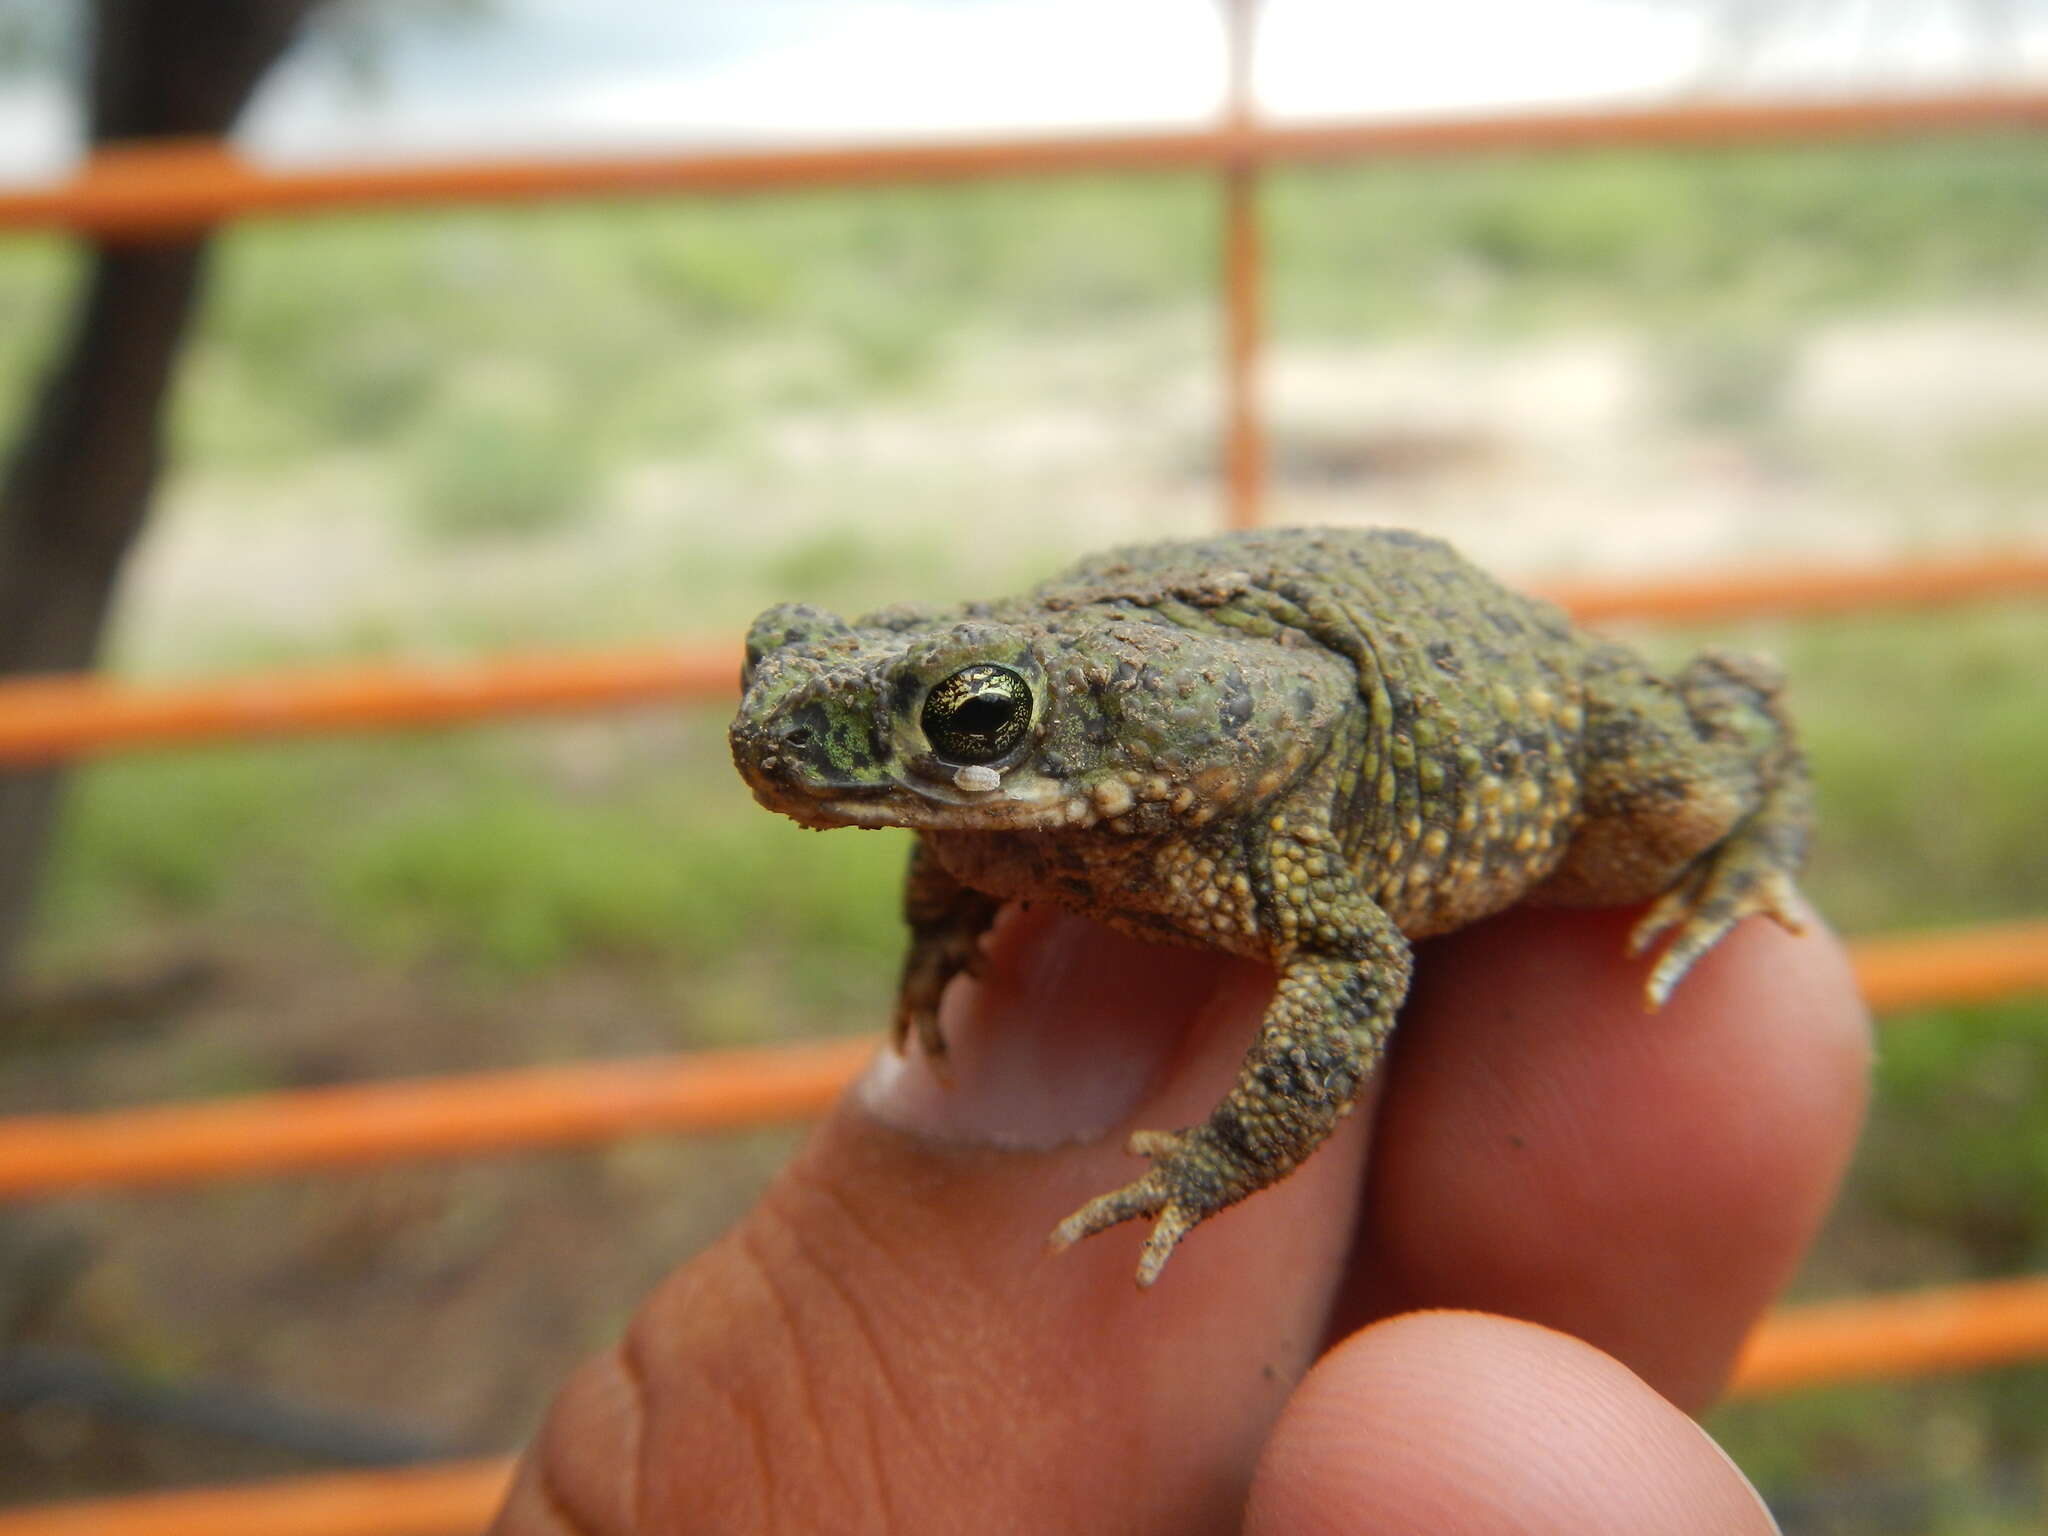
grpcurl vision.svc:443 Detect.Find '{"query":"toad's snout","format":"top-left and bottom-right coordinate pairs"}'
top-left (728, 682), bottom-right (889, 806)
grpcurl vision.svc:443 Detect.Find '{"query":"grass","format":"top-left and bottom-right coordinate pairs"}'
top-left (1270, 137), bottom-right (2048, 336)
top-left (37, 718), bottom-right (912, 1037)
top-left (1712, 1369), bottom-right (2048, 1534)
top-left (1740, 603), bottom-right (2048, 934)
top-left (405, 397), bottom-right (599, 541)
top-left (327, 769), bottom-right (907, 988)
top-left (1857, 999), bottom-right (2048, 1277)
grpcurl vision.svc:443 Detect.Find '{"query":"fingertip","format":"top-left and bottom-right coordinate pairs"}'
top-left (1246, 1312), bottom-right (1781, 1536)
top-left (858, 905), bottom-right (1227, 1150)
top-left (1359, 905), bottom-right (1870, 1407)
top-left (490, 1352), bottom-right (639, 1535)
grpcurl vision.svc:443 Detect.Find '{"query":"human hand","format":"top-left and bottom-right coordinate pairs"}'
top-left (491, 901), bottom-right (1869, 1534)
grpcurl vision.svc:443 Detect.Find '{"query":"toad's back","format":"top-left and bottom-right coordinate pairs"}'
top-left (1008, 526), bottom-right (1592, 938)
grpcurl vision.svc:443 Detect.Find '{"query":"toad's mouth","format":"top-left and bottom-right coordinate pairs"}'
top-left (753, 771), bottom-right (1087, 833)
top-left (826, 771), bottom-right (1075, 830)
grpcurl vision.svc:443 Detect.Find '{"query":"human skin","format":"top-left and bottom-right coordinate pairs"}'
top-left (490, 901), bottom-right (1869, 1535)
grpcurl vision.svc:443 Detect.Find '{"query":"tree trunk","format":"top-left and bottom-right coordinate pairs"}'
top-left (0, 0), bottom-right (314, 992)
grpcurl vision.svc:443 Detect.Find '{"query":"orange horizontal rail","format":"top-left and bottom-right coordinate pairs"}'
top-left (4, 89), bottom-right (2047, 241)
top-left (1540, 548), bottom-right (2048, 627)
top-left (0, 1036), bottom-right (876, 1200)
top-left (0, 1458), bottom-right (514, 1536)
top-left (1, 552), bottom-right (2041, 765)
top-left (0, 1272), bottom-right (2042, 1536)
top-left (1730, 1272), bottom-right (2048, 1395)
top-left (1849, 918), bottom-right (2048, 1014)
top-left (0, 645), bottom-right (743, 765)
top-left (0, 921), bottom-right (2039, 1203)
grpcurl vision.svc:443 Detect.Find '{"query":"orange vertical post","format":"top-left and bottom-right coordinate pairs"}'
top-left (1222, 0), bottom-right (1266, 530)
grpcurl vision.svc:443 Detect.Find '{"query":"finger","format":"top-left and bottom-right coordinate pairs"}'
top-left (1340, 903), bottom-right (1870, 1409)
top-left (494, 906), bottom-right (1375, 1536)
top-left (497, 1355), bottom-right (639, 1536)
top-left (1245, 1311), bottom-right (1781, 1536)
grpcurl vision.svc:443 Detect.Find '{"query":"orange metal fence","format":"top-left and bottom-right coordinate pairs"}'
top-left (1, 923), bottom-right (2041, 1203)
top-left (5, 90), bottom-right (2048, 243)
top-left (0, 1269), bottom-right (2043, 1536)
top-left (1, 8), bottom-right (2045, 1526)
top-left (0, 1036), bottom-right (873, 1199)
top-left (2, 551), bottom-right (2043, 766)
top-left (0, 1459), bottom-right (517, 1536)
top-left (0, 645), bottom-right (745, 766)
top-left (1732, 1274), bottom-right (2048, 1397)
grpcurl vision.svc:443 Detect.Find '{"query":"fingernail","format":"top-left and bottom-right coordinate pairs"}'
top-left (858, 907), bottom-right (1242, 1151)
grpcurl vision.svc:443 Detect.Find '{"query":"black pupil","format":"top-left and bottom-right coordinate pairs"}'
top-left (922, 665), bottom-right (1030, 765)
top-left (949, 695), bottom-right (1010, 734)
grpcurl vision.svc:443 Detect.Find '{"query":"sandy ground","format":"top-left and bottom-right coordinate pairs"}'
top-left (113, 306), bottom-right (2048, 675)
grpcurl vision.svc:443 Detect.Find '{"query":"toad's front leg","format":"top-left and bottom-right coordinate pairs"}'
top-left (1050, 894), bottom-right (1411, 1286)
top-left (895, 836), bottom-right (1001, 1066)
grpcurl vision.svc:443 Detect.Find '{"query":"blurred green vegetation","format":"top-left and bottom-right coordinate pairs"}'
top-left (1, 134), bottom-right (2044, 1526)
top-left (35, 725), bottom-right (911, 1034)
top-left (1271, 137), bottom-right (2048, 332)
top-left (4, 136), bottom-right (2045, 496)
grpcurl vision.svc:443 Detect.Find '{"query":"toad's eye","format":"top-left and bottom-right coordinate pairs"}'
top-left (921, 664), bottom-right (1031, 765)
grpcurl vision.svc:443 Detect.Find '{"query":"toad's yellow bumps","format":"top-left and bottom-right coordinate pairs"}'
top-left (731, 527), bottom-right (1808, 1285)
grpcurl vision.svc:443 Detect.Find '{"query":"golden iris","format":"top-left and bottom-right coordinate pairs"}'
top-left (922, 665), bottom-right (1031, 765)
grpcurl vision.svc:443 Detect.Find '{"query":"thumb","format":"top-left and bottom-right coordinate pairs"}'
top-left (491, 906), bottom-right (1372, 1536)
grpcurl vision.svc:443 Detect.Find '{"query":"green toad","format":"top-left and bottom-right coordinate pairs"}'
top-left (730, 527), bottom-right (1809, 1285)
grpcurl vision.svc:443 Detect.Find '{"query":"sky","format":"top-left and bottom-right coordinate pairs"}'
top-left (2, 0), bottom-right (2045, 180)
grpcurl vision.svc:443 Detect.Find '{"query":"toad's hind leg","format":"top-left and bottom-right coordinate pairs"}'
top-left (1555, 645), bottom-right (1810, 1007)
top-left (1630, 653), bottom-right (1810, 1004)
top-left (1049, 900), bottom-right (1411, 1287)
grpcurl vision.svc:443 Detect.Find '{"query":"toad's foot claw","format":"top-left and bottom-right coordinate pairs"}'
top-left (894, 928), bottom-right (989, 1071)
top-left (1626, 863), bottom-right (1709, 959)
top-left (1047, 1129), bottom-right (1212, 1287)
top-left (890, 998), bottom-right (953, 1084)
top-left (1631, 858), bottom-right (1805, 1010)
